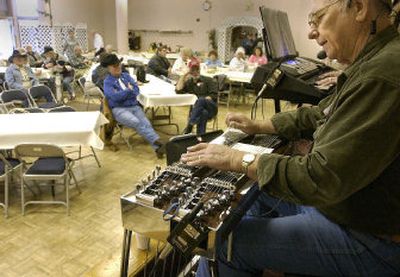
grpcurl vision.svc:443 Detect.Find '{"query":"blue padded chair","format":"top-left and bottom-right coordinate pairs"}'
top-left (15, 144), bottom-right (80, 215)
top-left (0, 153), bottom-right (22, 218)
top-left (8, 107), bottom-right (45, 114)
top-left (28, 85), bottom-right (61, 109)
top-left (0, 89), bottom-right (31, 113)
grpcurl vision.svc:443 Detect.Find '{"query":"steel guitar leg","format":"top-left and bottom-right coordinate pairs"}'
top-left (274, 99), bottom-right (281, 113)
top-left (120, 229), bottom-right (132, 277)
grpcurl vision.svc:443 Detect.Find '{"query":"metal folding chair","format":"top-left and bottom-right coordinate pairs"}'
top-left (28, 85), bottom-right (61, 109)
top-left (0, 152), bottom-right (22, 218)
top-left (47, 105), bottom-right (76, 113)
top-left (77, 77), bottom-right (104, 111)
top-left (47, 105), bottom-right (101, 167)
top-left (8, 107), bottom-right (45, 114)
top-left (15, 144), bottom-right (80, 215)
top-left (0, 89), bottom-right (31, 113)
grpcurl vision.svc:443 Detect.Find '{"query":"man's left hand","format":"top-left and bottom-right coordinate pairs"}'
top-left (181, 143), bottom-right (244, 172)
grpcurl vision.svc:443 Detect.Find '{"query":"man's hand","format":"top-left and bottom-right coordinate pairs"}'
top-left (181, 143), bottom-right (244, 172)
top-left (315, 70), bottom-right (341, 87)
top-left (226, 113), bottom-right (277, 135)
top-left (225, 113), bottom-right (259, 135)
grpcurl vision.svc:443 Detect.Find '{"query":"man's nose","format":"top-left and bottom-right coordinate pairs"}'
top-left (308, 27), bottom-right (319, 40)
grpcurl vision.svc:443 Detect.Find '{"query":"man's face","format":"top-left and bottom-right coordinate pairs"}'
top-left (237, 52), bottom-right (245, 60)
top-left (108, 63), bottom-right (122, 77)
top-left (75, 48), bottom-right (82, 56)
top-left (308, 0), bottom-right (361, 64)
top-left (209, 54), bottom-right (217, 61)
top-left (26, 46), bottom-right (32, 53)
top-left (13, 56), bottom-right (26, 66)
top-left (159, 48), bottom-right (167, 57)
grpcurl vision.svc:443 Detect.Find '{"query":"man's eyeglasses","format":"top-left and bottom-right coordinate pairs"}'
top-left (308, 0), bottom-right (341, 27)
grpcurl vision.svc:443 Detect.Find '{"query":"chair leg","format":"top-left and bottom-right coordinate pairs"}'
top-left (86, 97), bottom-right (90, 111)
top-left (21, 168), bottom-right (25, 215)
top-left (69, 169), bottom-right (81, 194)
top-left (51, 182), bottom-right (56, 199)
top-left (65, 174), bottom-right (70, 216)
top-left (91, 147), bottom-right (101, 168)
top-left (4, 174), bottom-right (9, 218)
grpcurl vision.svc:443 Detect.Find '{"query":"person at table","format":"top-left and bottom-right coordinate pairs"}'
top-left (241, 32), bottom-right (255, 56)
top-left (92, 65), bottom-right (109, 92)
top-left (176, 60), bottom-right (218, 135)
top-left (248, 46), bottom-right (268, 66)
top-left (42, 47), bottom-right (76, 100)
top-left (42, 46), bottom-right (67, 69)
top-left (92, 30), bottom-right (104, 52)
top-left (147, 45), bottom-right (171, 78)
top-left (101, 54), bottom-right (165, 158)
top-left (229, 47), bottom-right (247, 71)
top-left (184, 0), bottom-right (400, 276)
top-left (25, 45), bottom-right (43, 68)
top-left (204, 50), bottom-right (224, 69)
top-left (171, 47), bottom-right (199, 75)
top-left (105, 44), bottom-right (114, 54)
top-left (5, 49), bottom-right (41, 106)
top-left (63, 29), bottom-right (79, 63)
top-left (5, 49), bottom-right (39, 90)
top-left (69, 46), bottom-right (91, 69)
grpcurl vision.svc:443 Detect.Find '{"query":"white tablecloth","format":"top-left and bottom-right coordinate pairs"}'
top-left (201, 66), bottom-right (254, 84)
top-left (0, 111), bottom-right (108, 150)
top-left (120, 54), bottom-right (149, 65)
top-left (138, 74), bottom-right (197, 108)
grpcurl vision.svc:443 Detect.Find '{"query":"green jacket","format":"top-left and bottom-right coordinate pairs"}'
top-left (257, 26), bottom-right (400, 235)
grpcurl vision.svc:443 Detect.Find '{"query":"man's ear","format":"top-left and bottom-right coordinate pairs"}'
top-left (353, 0), bottom-right (369, 22)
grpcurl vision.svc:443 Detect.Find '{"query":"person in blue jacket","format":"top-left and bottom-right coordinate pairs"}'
top-left (101, 54), bottom-right (165, 158)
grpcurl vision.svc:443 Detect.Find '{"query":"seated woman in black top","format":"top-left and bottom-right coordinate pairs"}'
top-left (176, 61), bottom-right (218, 135)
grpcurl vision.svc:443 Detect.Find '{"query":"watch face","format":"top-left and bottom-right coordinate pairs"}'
top-left (243, 153), bottom-right (256, 163)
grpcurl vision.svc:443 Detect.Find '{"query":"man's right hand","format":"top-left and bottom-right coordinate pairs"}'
top-left (225, 113), bottom-right (259, 135)
top-left (225, 113), bottom-right (277, 135)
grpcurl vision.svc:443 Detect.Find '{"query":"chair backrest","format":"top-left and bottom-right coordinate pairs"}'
top-left (0, 89), bottom-right (29, 104)
top-left (47, 105), bottom-right (76, 113)
top-left (3, 81), bottom-right (9, 90)
top-left (28, 85), bottom-right (56, 104)
top-left (15, 144), bottom-right (65, 159)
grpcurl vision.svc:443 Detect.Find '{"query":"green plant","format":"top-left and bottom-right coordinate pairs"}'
top-left (208, 29), bottom-right (217, 50)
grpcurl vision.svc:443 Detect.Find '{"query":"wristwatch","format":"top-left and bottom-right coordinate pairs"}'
top-left (242, 153), bottom-right (256, 174)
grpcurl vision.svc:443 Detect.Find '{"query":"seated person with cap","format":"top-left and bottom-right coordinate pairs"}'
top-left (176, 60), bottom-right (218, 135)
top-left (147, 45), bottom-right (171, 79)
top-left (5, 49), bottom-right (44, 106)
top-left (102, 54), bottom-right (165, 158)
top-left (42, 46), bottom-right (76, 100)
top-left (5, 49), bottom-right (39, 91)
top-left (229, 47), bottom-right (248, 71)
top-left (69, 46), bottom-right (91, 69)
top-left (25, 45), bottom-right (43, 68)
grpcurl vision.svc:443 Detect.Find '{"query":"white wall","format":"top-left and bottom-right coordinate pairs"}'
top-left (127, 0), bottom-right (321, 59)
top-left (49, 0), bottom-right (321, 58)
top-left (50, 0), bottom-right (107, 50)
